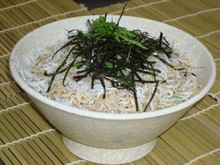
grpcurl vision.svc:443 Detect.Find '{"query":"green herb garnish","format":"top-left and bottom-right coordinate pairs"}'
top-left (86, 14), bottom-right (147, 50)
top-left (172, 95), bottom-right (183, 99)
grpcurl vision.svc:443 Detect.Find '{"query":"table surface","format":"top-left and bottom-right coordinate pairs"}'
top-left (0, 0), bottom-right (220, 164)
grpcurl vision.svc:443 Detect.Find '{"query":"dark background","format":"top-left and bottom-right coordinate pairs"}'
top-left (74, 0), bottom-right (128, 10)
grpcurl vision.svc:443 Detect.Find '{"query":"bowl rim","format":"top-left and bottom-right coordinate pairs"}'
top-left (9, 15), bottom-right (216, 120)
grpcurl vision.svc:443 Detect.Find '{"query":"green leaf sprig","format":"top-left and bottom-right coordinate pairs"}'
top-left (86, 15), bottom-right (147, 50)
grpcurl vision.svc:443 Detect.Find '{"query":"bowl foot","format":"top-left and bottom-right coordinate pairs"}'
top-left (62, 136), bottom-right (157, 164)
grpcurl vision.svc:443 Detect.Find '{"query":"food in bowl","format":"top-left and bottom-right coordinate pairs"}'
top-left (18, 14), bottom-right (200, 113)
top-left (10, 14), bottom-right (216, 164)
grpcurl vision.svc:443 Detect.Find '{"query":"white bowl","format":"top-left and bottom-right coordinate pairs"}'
top-left (10, 15), bottom-right (216, 164)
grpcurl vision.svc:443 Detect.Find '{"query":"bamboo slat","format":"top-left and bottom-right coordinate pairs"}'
top-left (11, 143), bottom-right (36, 164)
top-left (198, 33), bottom-right (220, 59)
top-left (24, 142), bottom-right (47, 164)
top-left (1, 147), bottom-right (21, 165)
top-left (0, 149), bottom-right (12, 165)
top-left (0, 0), bottom-right (220, 164)
top-left (0, 0), bottom-right (30, 8)
top-left (195, 95), bottom-right (218, 110)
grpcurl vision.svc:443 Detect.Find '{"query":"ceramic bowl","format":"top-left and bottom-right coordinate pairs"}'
top-left (10, 15), bottom-right (216, 164)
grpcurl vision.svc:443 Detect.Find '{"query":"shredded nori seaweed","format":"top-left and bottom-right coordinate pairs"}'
top-left (45, 10), bottom-right (178, 112)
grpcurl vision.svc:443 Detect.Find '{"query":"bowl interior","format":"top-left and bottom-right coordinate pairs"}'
top-left (9, 15), bottom-right (216, 119)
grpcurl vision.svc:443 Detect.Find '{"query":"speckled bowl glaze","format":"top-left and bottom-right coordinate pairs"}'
top-left (10, 15), bottom-right (216, 164)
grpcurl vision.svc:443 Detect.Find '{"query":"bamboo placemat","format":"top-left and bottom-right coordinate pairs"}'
top-left (0, 0), bottom-right (219, 164)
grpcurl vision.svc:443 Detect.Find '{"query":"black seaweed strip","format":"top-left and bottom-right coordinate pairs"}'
top-left (143, 62), bottom-right (159, 112)
top-left (100, 78), bottom-right (106, 99)
top-left (46, 46), bottom-right (76, 91)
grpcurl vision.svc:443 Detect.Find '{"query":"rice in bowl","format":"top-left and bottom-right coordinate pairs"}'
top-left (19, 39), bottom-right (200, 113)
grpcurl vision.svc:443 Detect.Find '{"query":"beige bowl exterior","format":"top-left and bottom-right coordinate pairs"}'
top-left (29, 94), bottom-right (191, 148)
top-left (10, 16), bottom-right (216, 163)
